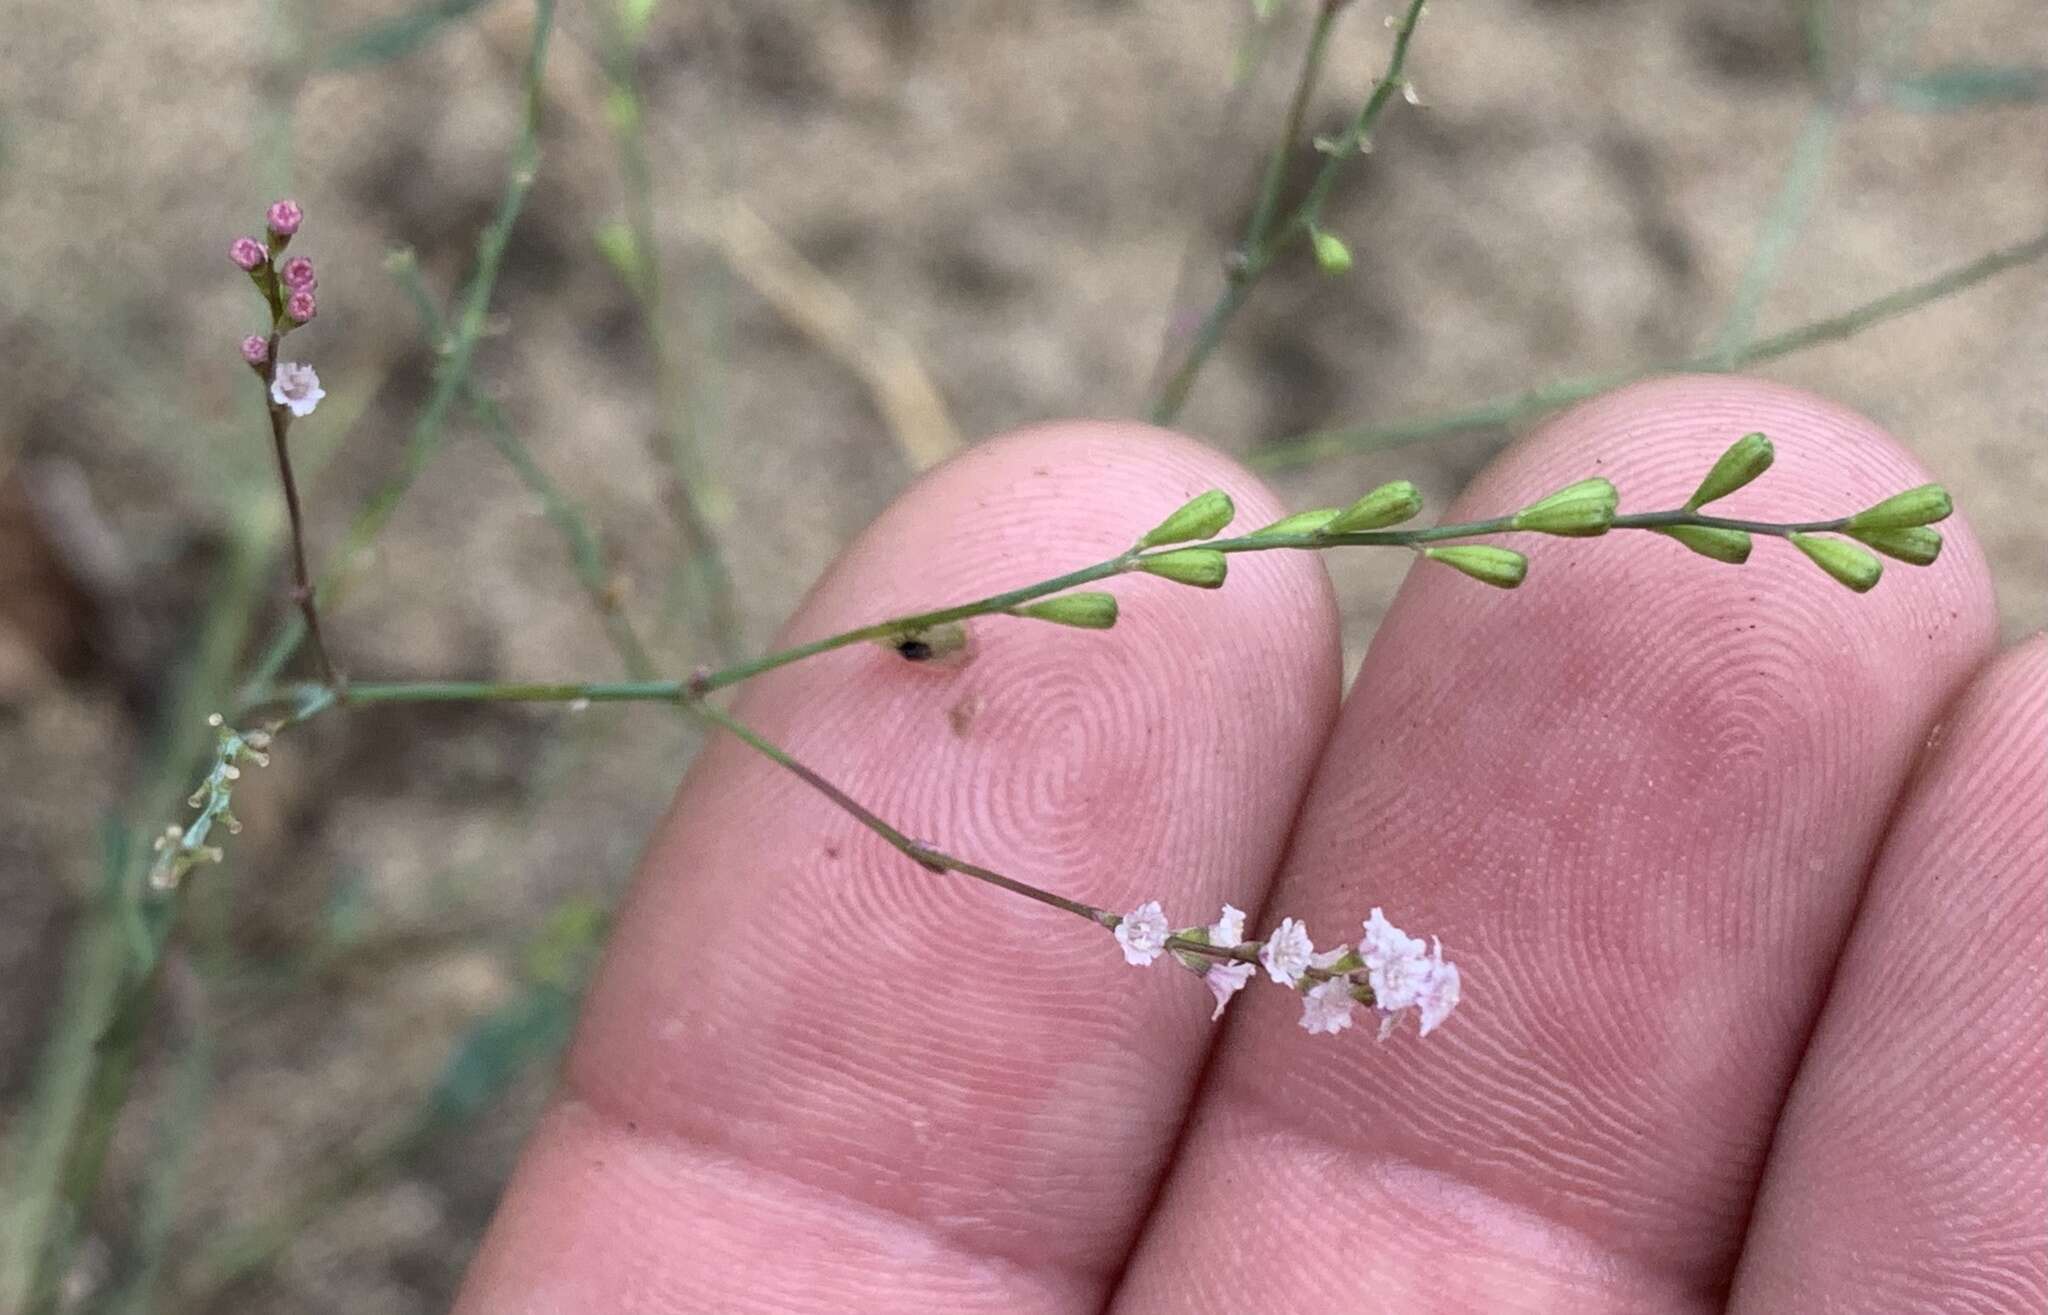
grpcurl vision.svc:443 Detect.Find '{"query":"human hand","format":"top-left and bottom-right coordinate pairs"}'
top-left (456, 376), bottom-right (2045, 1314)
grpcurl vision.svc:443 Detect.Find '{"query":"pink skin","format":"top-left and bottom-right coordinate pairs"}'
top-left (456, 377), bottom-right (2042, 1314)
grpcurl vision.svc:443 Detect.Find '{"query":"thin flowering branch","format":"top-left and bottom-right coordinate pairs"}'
top-left (1152, 0), bottom-right (1431, 424)
top-left (232, 195), bottom-right (340, 688)
top-left (239, 0), bottom-right (558, 695)
top-left (688, 701), bottom-right (1458, 1039)
top-left (227, 436), bottom-right (1952, 721)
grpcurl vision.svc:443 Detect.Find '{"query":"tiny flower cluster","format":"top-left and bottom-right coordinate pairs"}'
top-left (226, 198), bottom-right (324, 417)
top-left (1112, 900), bottom-right (1461, 1039)
top-left (148, 713), bottom-right (276, 893)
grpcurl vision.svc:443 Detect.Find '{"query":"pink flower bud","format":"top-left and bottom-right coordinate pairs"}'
top-left (285, 289), bottom-right (317, 324)
top-left (240, 334), bottom-right (270, 366)
top-left (229, 237), bottom-right (268, 271)
top-left (265, 199), bottom-right (303, 237)
top-left (279, 256), bottom-right (317, 290)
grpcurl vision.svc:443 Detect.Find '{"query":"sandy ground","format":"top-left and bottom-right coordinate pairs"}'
top-left (1, 0), bottom-right (2043, 1309)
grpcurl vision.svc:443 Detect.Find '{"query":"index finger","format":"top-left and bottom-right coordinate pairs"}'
top-left (455, 422), bottom-right (1341, 1313)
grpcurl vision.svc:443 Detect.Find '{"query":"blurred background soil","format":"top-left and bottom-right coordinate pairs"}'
top-left (1, 0), bottom-right (2043, 1309)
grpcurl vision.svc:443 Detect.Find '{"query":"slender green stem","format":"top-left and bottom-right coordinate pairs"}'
top-left (1246, 1), bottom-right (1347, 265)
top-left (600, 13), bottom-right (742, 666)
top-left (259, 342), bottom-right (341, 687)
top-left (1253, 224), bottom-right (2048, 470)
top-left (242, 0), bottom-right (558, 694)
top-left (1276, 0), bottom-right (1428, 250)
top-left (390, 253), bottom-right (657, 680)
top-left (688, 702), bottom-right (1114, 926)
top-left (1712, 103), bottom-right (1840, 363)
top-left (267, 503), bottom-right (1867, 717)
top-left (1151, 0), bottom-right (1429, 425)
top-left (343, 679), bottom-right (684, 706)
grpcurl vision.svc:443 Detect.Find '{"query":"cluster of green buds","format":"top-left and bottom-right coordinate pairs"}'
top-left (862, 432), bottom-right (1953, 675)
top-left (147, 714), bottom-right (276, 893)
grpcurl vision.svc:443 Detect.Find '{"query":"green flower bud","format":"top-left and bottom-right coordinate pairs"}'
top-left (1252, 507), bottom-right (1343, 537)
top-left (1137, 489), bottom-right (1235, 548)
top-left (1138, 548), bottom-right (1229, 589)
top-left (1311, 227), bottom-right (1354, 275)
top-left (1847, 525), bottom-right (1943, 566)
top-left (1651, 525), bottom-right (1752, 564)
top-left (1011, 592), bottom-right (1119, 629)
top-left (1845, 483), bottom-right (1952, 531)
top-left (1684, 432), bottom-right (1774, 510)
top-left (1423, 545), bottom-right (1527, 589)
top-left (1328, 480), bottom-right (1424, 533)
top-left (1791, 534), bottom-right (1882, 593)
top-left (1511, 477), bottom-right (1617, 537)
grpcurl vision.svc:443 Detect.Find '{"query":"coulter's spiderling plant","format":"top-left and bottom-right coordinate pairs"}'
top-left (15, 0), bottom-right (2030, 1304)
top-left (143, 200), bottom-right (1956, 1047)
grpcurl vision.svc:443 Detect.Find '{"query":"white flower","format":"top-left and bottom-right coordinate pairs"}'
top-left (1361, 906), bottom-right (1433, 1011)
top-left (1203, 961), bottom-right (1256, 1020)
top-left (1259, 916), bottom-right (1314, 985)
top-left (1415, 941), bottom-right (1461, 1036)
top-left (1114, 901), bottom-right (1170, 967)
top-left (1361, 907), bottom-right (1426, 971)
top-left (1209, 903), bottom-right (1246, 948)
top-left (1299, 978), bottom-right (1356, 1035)
top-left (270, 361), bottom-right (324, 417)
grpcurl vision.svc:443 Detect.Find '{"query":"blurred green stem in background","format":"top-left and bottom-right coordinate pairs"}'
top-left (0, 5), bottom-right (561, 1309)
top-left (1151, 0), bottom-right (1431, 426)
top-left (597, 0), bottom-right (743, 666)
top-left (1252, 224), bottom-right (2048, 471)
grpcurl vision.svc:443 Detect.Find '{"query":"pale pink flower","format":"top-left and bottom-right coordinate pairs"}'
top-left (1361, 907), bottom-right (1425, 970)
top-left (266, 199), bottom-right (303, 237)
top-left (1114, 901), bottom-right (1169, 967)
top-left (280, 256), bottom-right (317, 289)
top-left (1209, 903), bottom-right (1246, 948)
top-left (1299, 979), bottom-right (1356, 1035)
top-left (1259, 916), bottom-right (1314, 986)
top-left (1415, 941), bottom-right (1461, 1036)
top-left (269, 361), bottom-right (324, 418)
top-left (229, 236), bottom-right (267, 271)
top-left (1203, 962), bottom-right (1255, 1020)
top-left (285, 289), bottom-right (317, 324)
top-left (239, 334), bottom-right (269, 366)
top-left (1361, 907), bottom-right (1432, 1010)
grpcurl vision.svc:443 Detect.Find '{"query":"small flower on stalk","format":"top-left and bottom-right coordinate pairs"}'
top-left (240, 334), bottom-right (269, 367)
top-left (1299, 978), bottom-right (1357, 1035)
top-left (229, 236), bottom-right (268, 271)
top-left (1204, 962), bottom-right (1256, 1019)
top-left (280, 256), bottom-right (317, 290)
top-left (1114, 900), bottom-right (1169, 966)
top-left (285, 289), bottom-right (317, 324)
top-left (266, 198), bottom-right (303, 238)
top-left (270, 362), bottom-right (324, 417)
top-left (1259, 916), bottom-right (1314, 986)
top-left (1414, 941), bottom-right (1461, 1036)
